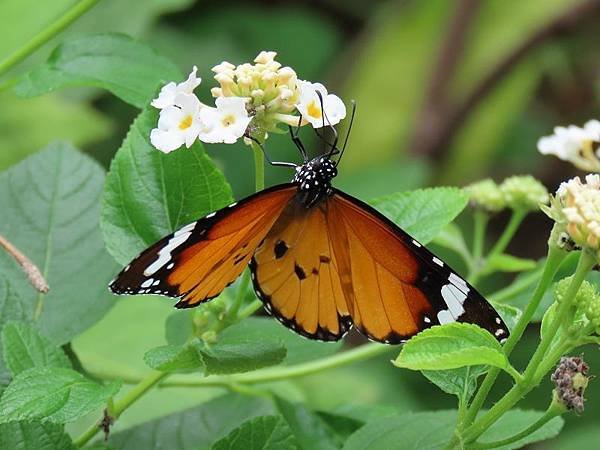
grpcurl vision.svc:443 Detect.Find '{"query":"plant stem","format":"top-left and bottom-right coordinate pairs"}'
top-left (237, 299), bottom-right (263, 320)
top-left (461, 251), bottom-right (594, 445)
top-left (463, 245), bottom-right (566, 427)
top-left (489, 264), bottom-right (544, 303)
top-left (228, 271), bottom-right (251, 319)
top-left (161, 343), bottom-right (392, 387)
top-left (470, 209), bottom-right (526, 284)
top-left (472, 210), bottom-right (488, 262)
top-left (470, 408), bottom-right (562, 449)
top-left (0, 0), bottom-right (101, 78)
top-left (74, 371), bottom-right (169, 447)
top-left (251, 141), bottom-right (265, 192)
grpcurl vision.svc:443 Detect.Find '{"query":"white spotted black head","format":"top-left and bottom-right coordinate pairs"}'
top-left (292, 156), bottom-right (338, 207)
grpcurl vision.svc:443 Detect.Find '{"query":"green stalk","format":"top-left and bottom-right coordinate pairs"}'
top-left (472, 210), bottom-right (489, 262)
top-left (463, 245), bottom-right (566, 427)
top-left (0, 0), bottom-right (101, 77)
top-left (469, 407), bottom-right (562, 449)
top-left (461, 251), bottom-right (594, 445)
top-left (251, 140), bottom-right (265, 192)
top-left (74, 371), bottom-right (168, 447)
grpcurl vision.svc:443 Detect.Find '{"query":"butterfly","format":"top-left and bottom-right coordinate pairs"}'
top-left (110, 106), bottom-right (509, 344)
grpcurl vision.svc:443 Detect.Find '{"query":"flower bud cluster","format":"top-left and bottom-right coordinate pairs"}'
top-left (465, 176), bottom-right (548, 213)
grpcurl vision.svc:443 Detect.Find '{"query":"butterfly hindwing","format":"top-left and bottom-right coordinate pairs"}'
top-left (110, 185), bottom-right (296, 306)
top-left (330, 189), bottom-right (509, 342)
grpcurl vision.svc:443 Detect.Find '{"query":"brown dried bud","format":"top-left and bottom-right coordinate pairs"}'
top-left (551, 356), bottom-right (589, 414)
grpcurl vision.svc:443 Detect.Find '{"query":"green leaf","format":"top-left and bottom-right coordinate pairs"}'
top-left (430, 222), bottom-right (471, 262)
top-left (213, 415), bottom-right (298, 450)
top-left (343, 410), bottom-right (457, 450)
top-left (343, 409), bottom-right (563, 450)
top-left (274, 396), bottom-right (339, 450)
top-left (485, 254), bottom-right (537, 273)
top-left (200, 340), bottom-right (287, 375)
top-left (143, 342), bottom-right (202, 373)
top-left (218, 317), bottom-right (342, 366)
top-left (0, 367), bottom-right (120, 424)
top-left (109, 393), bottom-right (274, 450)
top-left (393, 323), bottom-right (508, 372)
top-left (369, 187), bottom-right (468, 244)
top-left (0, 421), bottom-right (75, 450)
top-left (0, 142), bottom-right (118, 344)
top-left (101, 107), bottom-right (233, 265)
top-left (144, 337), bottom-right (286, 375)
top-left (421, 365), bottom-right (487, 400)
top-left (478, 409), bottom-right (564, 450)
top-left (2, 321), bottom-right (70, 376)
top-left (16, 33), bottom-right (182, 109)
top-left (0, 277), bottom-right (31, 393)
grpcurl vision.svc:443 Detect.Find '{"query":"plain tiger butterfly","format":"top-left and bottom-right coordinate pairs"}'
top-left (110, 105), bottom-right (509, 344)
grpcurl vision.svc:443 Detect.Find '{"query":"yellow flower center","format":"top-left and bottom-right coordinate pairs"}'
top-left (307, 100), bottom-right (322, 119)
top-left (222, 114), bottom-right (236, 127)
top-left (179, 115), bottom-right (193, 130)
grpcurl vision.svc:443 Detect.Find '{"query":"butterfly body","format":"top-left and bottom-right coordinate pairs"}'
top-left (110, 152), bottom-right (509, 344)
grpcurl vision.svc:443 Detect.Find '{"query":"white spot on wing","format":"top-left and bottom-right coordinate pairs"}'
top-left (412, 239), bottom-right (422, 247)
top-left (495, 329), bottom-right (505, 337)
top-left (495, 317), bottom-right (502, 324)
top-left (141, 279), bottom-right (154, 288)
top-left (433, 257), bottom-right (444, 267)
top-left (449, 272), bottom-right (470, 294)
top-left (423, 316), bottom-right (431, 324)
top-left (437, 310), bottom-right (454, 325)
top-left (206, 212), bottom-right (216, 218)
top-left (144, 222), bottom-right (196, 276)
top-left (441, 284), bottom-right (466, 315)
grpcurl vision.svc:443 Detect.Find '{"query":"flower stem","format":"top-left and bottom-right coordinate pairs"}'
top-left (472, 210), bottom-right (488, 262)
top-left (462, 245), bottom-right (565, 427)
top-left (251, 141), bottom-right (265, 192)
top-left (0, 0), bottom-right (101, 78)
top-left (469, 407), bottom-right (562, 449)
top-left (74, 371), bottom-right (169, 447)
top-left (470, 209), bottom-right (526, 284)
top-left (461, 251), bottom-right (594, 445)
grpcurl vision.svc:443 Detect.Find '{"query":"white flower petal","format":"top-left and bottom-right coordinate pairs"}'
top-left (295, 79), bottom-right (345, 128)
top-left (150, 128), bottom-right (184, 153)
top-left (151, 67), bottom-right (201, 110)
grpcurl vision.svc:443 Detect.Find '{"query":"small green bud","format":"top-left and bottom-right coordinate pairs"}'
top-left (500, 175), bottom-right (549, 211)
top-left (193, 310), bottom-right (211, 329)
top-left (201, 330), bottom-right (218, 344)
top-left (553, 276), bottom-right (598, 309)
top-left (464, 179), bottom-right (506, 213)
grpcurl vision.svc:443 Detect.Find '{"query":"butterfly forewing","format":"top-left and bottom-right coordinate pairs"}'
top-left (109, 185), bottom-right (296, 305)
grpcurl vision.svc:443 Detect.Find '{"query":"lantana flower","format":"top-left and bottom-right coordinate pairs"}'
top-left (543, 174), bottom-right (600, 258)
top-left (151, 66), bottom-right (201, 109)
top-left (538, 119), bottom-right (600, 171)
top-left (149, 51), bottom-right (346, 153)
top-left (198, 97), bottom-right (252, 144)
top-left (295, 80), bottom-right (347, 128)
top-left (150, 94), bottom-right (203, 153)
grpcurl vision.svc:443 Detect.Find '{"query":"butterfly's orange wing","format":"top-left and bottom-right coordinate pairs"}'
top-left (251, 190), bottom-right (509, 343)
top-left (110, 185), bottom-right (296, 307)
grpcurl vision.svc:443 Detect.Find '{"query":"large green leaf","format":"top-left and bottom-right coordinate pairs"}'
top-left (0, 143), bottom-right (118, 344)
top-left (343, 409), bottom-right (563, 450)
top-left (394, 323), bottom-right (508, 372)
top-left (1, 321), bottom-right (70, 376)
top-left (369, 187), bottom-right (468, 244)
top-left (101, 106), bottom-right (233, 265)
top-left (274, 396), bottom-right (339, 450)
top-left (0, 277), bottom-right (31, 393)
top-left (143, 343), bottom-right (202, 373)
top-left (16, 33), bottom-right (182, 109)
top-left (213, 415), bottom-right (298, 450)
top-left (0, 421), bottom-right (75, 450)
top-left (0, 367), bottom-right (120, 424)
top-left (421, 365), bottom-right (487, 401)
top-left (108, 393), bottom-right (274, 450)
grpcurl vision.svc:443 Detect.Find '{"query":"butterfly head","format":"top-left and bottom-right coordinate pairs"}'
top-left (292, 156), bottom-right (338, 207)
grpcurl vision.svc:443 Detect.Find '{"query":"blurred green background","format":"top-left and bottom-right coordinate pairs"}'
top-left (1, 0), bottom-right (599, 448)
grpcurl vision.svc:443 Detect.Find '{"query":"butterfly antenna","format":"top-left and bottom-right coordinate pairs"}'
top-left (335, 100), bottom-right (356, 167)
top-left (244, 134), bottom-right (297, 169)
top-left (288, 115), bottom-right (308, 162)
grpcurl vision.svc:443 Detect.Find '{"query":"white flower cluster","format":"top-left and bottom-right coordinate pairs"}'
top-left (149, 51), bottom-right (346, 153)
top-left (544, 174), bottom-right (600, 255)
top-left (537, 120), bottom-right (600, 171)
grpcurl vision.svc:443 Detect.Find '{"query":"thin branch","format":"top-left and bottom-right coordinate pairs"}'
top-left (414, 0), bottom-right (600, 157)
top-left (0, 234), bottom-right (49, 293)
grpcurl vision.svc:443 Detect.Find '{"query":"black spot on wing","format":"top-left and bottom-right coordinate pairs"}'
top-left (274, 240), bottom-right (288, 259)
top-left (294, 263), bottom-right (307, 280)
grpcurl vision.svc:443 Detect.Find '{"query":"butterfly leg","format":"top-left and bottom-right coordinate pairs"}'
top-left (245, 134), bottom-right (297, 169)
